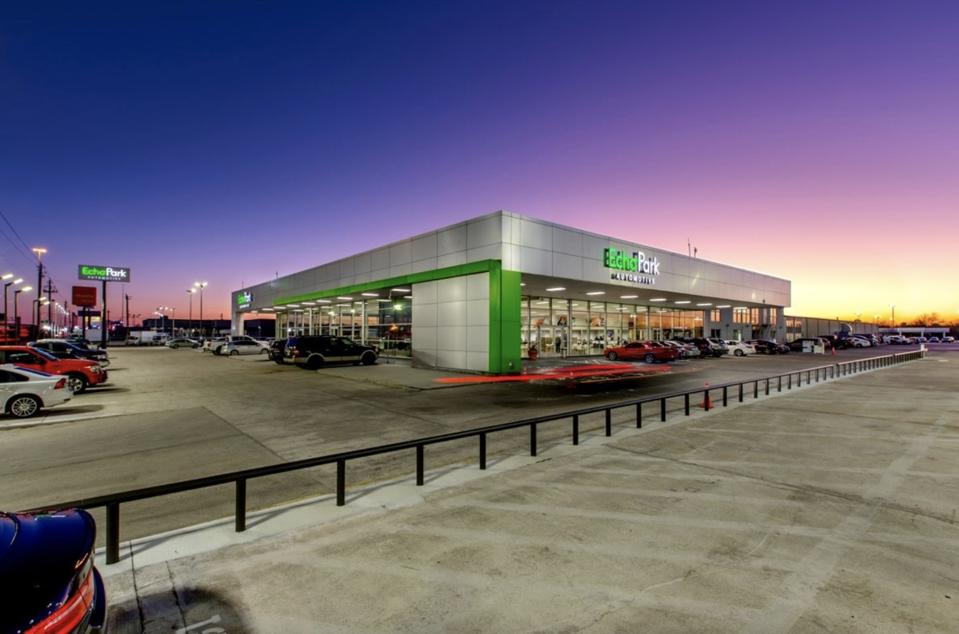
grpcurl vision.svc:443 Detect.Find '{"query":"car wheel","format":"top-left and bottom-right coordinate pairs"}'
top-left (644, 353), bottom-right (655, 363)
top-left (229, 350), bottom-right (239, 356)
top-left (8, 395), bottom-right (40, 418)
top-left (261, 348), bottom-right (269, 355)
top-left (606, 351), bottom-right (617, 361)
top-left (67, 374), bottom-right (88, 394)
top-left (307, 355), bottom-right (323, 370)
top-left (361, 351), bottom-right (376, 366)
top-left (735, 349), bottom-right (744, 357)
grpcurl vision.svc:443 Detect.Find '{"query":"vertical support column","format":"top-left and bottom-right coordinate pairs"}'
top-left (488, 263), bottom-right (522, 374)
top-left (235, 479), bottom-right (247, 532)
top-left (106, 502), bottom-right (120, 564)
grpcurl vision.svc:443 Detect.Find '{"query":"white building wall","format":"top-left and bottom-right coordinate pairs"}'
top-left (411, 272), bottom-right (489, 372)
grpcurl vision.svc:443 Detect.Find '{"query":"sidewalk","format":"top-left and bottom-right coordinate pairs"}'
top-left (103, 355), bottom-right (958, 633)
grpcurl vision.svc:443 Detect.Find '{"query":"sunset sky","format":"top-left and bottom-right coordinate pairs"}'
top-left (1, 2), bottom-right (956, 324)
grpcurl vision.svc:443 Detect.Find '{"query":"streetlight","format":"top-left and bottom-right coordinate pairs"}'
top-left (890, 304), bottom-right (896, 330)
top-left (3, 276), bottom-right (23, 335)
top-left (187, 288), bottom-right (197, 335)
top-left (31, 247), bottom-right (46, 331)
top-left (193, 281), bottom-right (208, 337)
top-left (13, 285), bottom-right (32, 343)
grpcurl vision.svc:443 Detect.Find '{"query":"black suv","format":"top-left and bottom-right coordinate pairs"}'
top-left (285, 335), bottom-right (378, 369)
top-left (29, 339), bottom-right (111, 367)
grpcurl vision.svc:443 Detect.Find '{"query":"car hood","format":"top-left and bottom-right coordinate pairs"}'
top-left (0, 510), bottom-right (96, 632)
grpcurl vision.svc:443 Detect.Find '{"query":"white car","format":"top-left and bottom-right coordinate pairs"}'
top-left (943, 336), bottom-right (956, 343)
top-left (723, 340), bottom-right (756, 357)
top-left (848, 337), bottom-right (871, 348)
top-left (223, 339), bottom-right (270, 356)
top-left (206, 335), bottom-right (259, 355)
top-left (0, 364), bottom-right (73, 419)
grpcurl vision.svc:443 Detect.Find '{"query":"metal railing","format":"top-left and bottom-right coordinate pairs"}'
top-left (27, 349), bottom-right (925, 564)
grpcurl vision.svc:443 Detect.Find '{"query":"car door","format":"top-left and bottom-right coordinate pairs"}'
top-left (0, 369), bottom-right (21, 409)
top-left (620, 342), bottom-right (640, 360)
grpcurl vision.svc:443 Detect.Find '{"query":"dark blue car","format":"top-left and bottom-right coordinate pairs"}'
top-left (0, 509), bottom-right (106, 633)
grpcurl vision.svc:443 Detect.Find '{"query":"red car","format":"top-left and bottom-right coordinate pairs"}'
top-left (0, 346), bottom-right (107, 393)
top-left (603, 341), bottom-right (679, 363)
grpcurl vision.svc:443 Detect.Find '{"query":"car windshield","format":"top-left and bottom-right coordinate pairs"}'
top-left (12, 366), bottom-right (55, 377)
top-left (31, 347), bottom-right (59, 361)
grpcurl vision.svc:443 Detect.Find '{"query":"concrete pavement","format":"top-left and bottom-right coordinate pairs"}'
top-left (100, 353), bottom-right (958, 632)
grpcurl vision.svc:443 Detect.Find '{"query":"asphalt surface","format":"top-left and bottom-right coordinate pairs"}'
top-left (97, 349), bottom-right (957, 632)
top-left (0, 343), bottom-right (943, 543)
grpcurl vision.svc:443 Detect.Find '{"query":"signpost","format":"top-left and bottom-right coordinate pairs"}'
top-left (78, 265), bottom-right (131, 347)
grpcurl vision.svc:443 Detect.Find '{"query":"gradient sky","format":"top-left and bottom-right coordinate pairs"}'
top-left (2, 1), bottom-right (957, 324)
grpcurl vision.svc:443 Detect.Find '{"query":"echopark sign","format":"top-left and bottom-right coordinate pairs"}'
top-left (78, 265), bottom-right (131, 282)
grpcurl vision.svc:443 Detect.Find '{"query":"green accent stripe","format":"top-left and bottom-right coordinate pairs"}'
top-left (488, 264), bottom-right (522, 374)
top-left (274, 260), bottom-right (498, 305)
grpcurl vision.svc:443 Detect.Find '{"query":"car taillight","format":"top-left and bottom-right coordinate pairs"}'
top-left (26, 559), bottom-right (95, 634)
top-left (54, 378), bottom-right (67, 389)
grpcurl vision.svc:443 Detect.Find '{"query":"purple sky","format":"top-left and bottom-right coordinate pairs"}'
top-left (1, 2), bottom-right (957, 322)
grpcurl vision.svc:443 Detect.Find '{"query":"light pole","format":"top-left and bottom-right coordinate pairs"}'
top-left (187, 288), bottom-right (196, 335)
top-left (13, 286), bottom-right (32, 343)
top-left (31, 247), bottom-right (46, 331)
top-left (194, 281), bottom-right (208, 337)
top-left (3, 275), bottom-right (23, 332)
top-left (890, 304), bottom-right (896, 331)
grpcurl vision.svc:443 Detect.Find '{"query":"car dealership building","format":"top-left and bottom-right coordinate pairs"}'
top-left (232, 211), bottom-right (791, 373)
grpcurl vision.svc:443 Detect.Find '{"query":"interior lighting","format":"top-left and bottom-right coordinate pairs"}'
top-left (328, 311), bottom-right (336, 316)
top-left (393, 304), bottom-right (403, 310)
top-left (696, 302), bottom-right (712, 307)
top-left (403, 295), bottom-right (412, 299)
top-left (361, 292), bottom-right (379, 297)
top-left (546, 287), bottom-right (566, 292)
top-left (391, 288), bottom-right (411, 293)
top-left (520, 283), bottom-right (526, 287)
top-left (620, 294), bottom-right (638, 299)
top-left (337, 296), bottom-right (353, 301)
top-left (649, 298), bottom-right (667, 302)
top-left (377, 299), bottom-right (392, 303)
top-left (316, 299), bottom-right (331, 304)
top-left (302, 302), bottom-right (317, 306)
top-left (734, 306), bottom-right (748, 310)
top-left (675, 300), bottom-right (691, 305)
top-left (715, 304), bottom-right (731, 309)
top-left (586, 291), bottom-right (605, 296)
top-left (286, 303), bottom-right (301, 308)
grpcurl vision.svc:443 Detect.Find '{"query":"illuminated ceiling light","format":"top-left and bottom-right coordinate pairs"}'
top-left (520, 283), bottom-right (526, 287)
top-left (302, 301), bottom-right (317, 306)
top-left (734, 306), bottom-right (748, 310)
top-left (696, 302), bottom-right (712, 307)
top-left (715, 304), bottom-right (731, 309)
top-left (328, 311), bottom-right (336, 316)
top-left (391, 288), bottom-right (410, 293)
top-left (377, 299), bottom-right (392, 303)
top-left (675, 300), bottom-right (691, 305)
top-left (393, 304), bottom-right (403, 310)
top-left (649, 298), bottom-right (667, 302)
top-left (337, 296), bottom-right (353, 301)
top-left (260, 308), bottom-right (274, 312)
top-left (586, 291), bottom-right (605, 296)
top-left (361, 292), bottom-right (379, 297)
top-left (286, 303), bottom-right (301, 308)
top-left (546, 287), bottom-right (566, 292)
top-left (620, 294), bottom-right (638, 299)
top-left (403, 295), bottom-right (412, 299)
top-left (536, 301), bottom-right (549, 305)
top-left (316, 299), bottom-right (331, 304)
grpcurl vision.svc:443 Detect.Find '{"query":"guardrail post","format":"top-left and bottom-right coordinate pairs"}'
top-left (738, 383), bottom-right (744, 402)
top-left (636, 402), bottom-right (642, 428)
top-left (833, 364), bottom-right (838, 378)
top-left (416, 445), bottom-right (424, 486)
top-left (797, 371), bottom-right (802, 387)
top-left (684, 393), bottom-right (690, 416)
top-left (765, 378), bottom-right (770, 395)
top-left (722, 386), bottom-right (728, 407)
top-left (572, 414), bottom-right (579, 445)
top-left (778, 376), bottom-right (782, 392)
top-left (660, 398), bottom-right (666, 422)
top-left (479, 432), bottom-right (487, 470)
top-left (530, 424), bottom-right (537, 457)
top-left (787, 373), bottom-right (792, 389)
top-left (336, 460), bottom-right (345, 506)
top-left (106, 502), bottom-right (120, 565)
top-left (754, 380), bottom-right (759, 399)
top-left (605, 409), bottom-right (612, 437)
top-left (235, 479), bottom-right (246, 532)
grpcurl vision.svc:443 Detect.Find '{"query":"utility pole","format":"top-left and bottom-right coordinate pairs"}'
top-left (45, 278), bottom-right (56, 334)
top-left (31, 248), bottom-right (47, 330)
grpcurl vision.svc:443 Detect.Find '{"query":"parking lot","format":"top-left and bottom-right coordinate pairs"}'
top-left (95, 349), bottom-right (957, 632)
top-left (0, 343), bottom-right (950, 545)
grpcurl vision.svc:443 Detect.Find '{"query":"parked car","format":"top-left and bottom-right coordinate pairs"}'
top-left (223, 339), bottom-right (270, 356)
top-left (29, 339), bottom-right (111, 368)
top-left (928, 336), bottom-right (940, 343)
top-left (884, 335), bottom-right (905, 344)
top-left (205, 335), bottom-right (258, 355)
top-left (943, 336), bottom-right (955, 343)
top-left (747, 339), bottom-right (788, 354)
top-left (667, 339), bottom-right (701, 358)
top-left (0, 508), bottom-right (106, 633)
top-left (846, 336), bottom-right (871, 348)
top-left (0, 346), bottom-right (107, 393)
top-left (166, 337), bottom-right (200, 349)
top-left (0, 364), bottom-right (72, 418)
top-left (689, 337), bottom-right (728, 357)
top-left (788, 337), bottom-right (828, 352)
top-left (723, 340), bottom-right (756, 357)
top-left (604, 341), bottom-right (678, 363)
top-left (64, 335), bottom-right (102, 350)
top-left (285, 335), bottom-right (378, 369)
top-left (820, 335), bottom-right (849, 350)
top-left (269, 339), bottom-right (287, 364)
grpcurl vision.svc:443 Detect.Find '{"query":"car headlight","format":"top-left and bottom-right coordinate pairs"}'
top-left (90, 365), bottom-right (102, 373)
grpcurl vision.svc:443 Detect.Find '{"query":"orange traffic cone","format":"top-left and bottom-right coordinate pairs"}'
top-left (831, 345), bottom-right (836, 356)
top-left (699, 382), bottom-right (713, 410)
